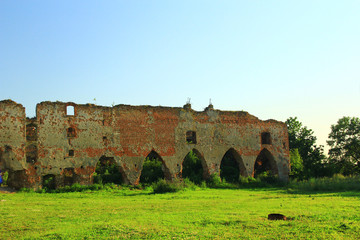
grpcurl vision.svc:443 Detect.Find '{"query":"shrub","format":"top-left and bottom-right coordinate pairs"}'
top-left (42, 175), bottom-right (56, 191)
top-left (256, 171), bottom-right (279, 184)
top-left (239, 176), bottom-right (257, 184)
top-left (206, 174), bottom-right (238, 189)
top-left (207, 173), bottom-right (222, 187)
top-left (152, 179), bottom-right (181, 194)
top-left (94, 160), bottom-right (123, 185)
top-left (19, 187), bottom-right (35, 193)
top-left (140, 157), bottom-right (164, 184)
top-left (182, 178), bottom-right (198, 190)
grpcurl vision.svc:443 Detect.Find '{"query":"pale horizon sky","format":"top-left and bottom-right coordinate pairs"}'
top-left (1, 1), bottom-right (359, 153)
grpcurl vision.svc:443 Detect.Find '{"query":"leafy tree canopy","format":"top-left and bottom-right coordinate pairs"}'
top-left (286, 117), bottom-right (326, 178)
top-left (289, 149), bottom-right (303, 179)
top-left (327, 117), bottom-right (360, 175)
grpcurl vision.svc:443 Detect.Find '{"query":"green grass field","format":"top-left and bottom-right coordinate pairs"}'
top-left (1, 187), bottom-right (360, 239)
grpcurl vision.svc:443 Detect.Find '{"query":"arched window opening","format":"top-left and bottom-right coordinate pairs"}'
top-left (186, 131), bottom-right (197, 144)
top-left (66, 105), bottom-right (75, 116)
top-left (67, 127), bottom-right (76, 138)
top-left (26, 123), bottom-right (37, 141)
top-left (253, 149), bottom-right (278, 178)
top-left (220, 149), bottom-right (246, 183)
top-left (182, 149), bottom-right (204, 184)
top-left (140, 151), bottom-right (166, 184)
top-left (26, 144), bottom-right (37, 163)
top-left (261, 132), bottom-right (271, 145)
top-left (93, 156), bottom-right (123, 184)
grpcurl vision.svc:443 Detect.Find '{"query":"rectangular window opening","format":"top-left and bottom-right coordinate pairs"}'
top-left (186, 131), bottom-right (197, 144)
top-left (66, 105), bottom-right (75, 116)
top-left (261, 132), bottom-right (271, 145)
top-left (69, 150), bottom-right (74, 157)
top-left (67, 127), bottom-right (76, 138)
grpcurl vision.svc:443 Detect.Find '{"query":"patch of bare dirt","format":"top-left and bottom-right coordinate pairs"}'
top-left (0, 186), bottom-right (16, 194)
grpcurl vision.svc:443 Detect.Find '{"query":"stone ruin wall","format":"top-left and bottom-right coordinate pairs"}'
top-left (0, 100), bottom-right (290, 189)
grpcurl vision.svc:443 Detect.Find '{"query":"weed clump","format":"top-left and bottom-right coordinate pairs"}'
top-left (152, 179), bottom-right (180, 193)
top-left (151, 178), bottom-right (199, 194)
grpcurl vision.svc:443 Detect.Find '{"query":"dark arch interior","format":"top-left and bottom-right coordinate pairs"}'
top-left (253, 149), bottom-right (278, 177)
top-left (182, 149), bottom-right (204, 184)
top-left (140, 150), bottom-right (165, 184)
top-left (220, 149), bottom-right (245, 183)
top-left (94, 156), bottom-right (123, 184)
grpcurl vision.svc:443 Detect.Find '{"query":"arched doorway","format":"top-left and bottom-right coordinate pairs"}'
top-left (94, 156), bottom-right (123, 184)
top-left (220, 148), bottom-right (246, 183)
top-left (253, 149), bottom-right (278, 177)
top-left (182, 149), bottom-right (206, 184)
top-left (140, 150), bottom-right (168, 184)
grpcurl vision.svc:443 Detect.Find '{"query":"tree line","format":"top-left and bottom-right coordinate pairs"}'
top-left (287, 116), bottom-right (360, 179)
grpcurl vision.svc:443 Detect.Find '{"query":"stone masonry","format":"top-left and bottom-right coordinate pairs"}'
top-left (0, 100), bottom-right (290, 189)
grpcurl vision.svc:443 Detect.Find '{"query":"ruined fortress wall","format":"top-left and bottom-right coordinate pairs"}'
top-left (0, 100), bottom-right (290, 189)
top-left (0, 100), bottom-right (26, 171)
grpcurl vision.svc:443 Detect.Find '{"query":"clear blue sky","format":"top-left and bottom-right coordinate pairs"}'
top-left (1, 1), bottom-right (359, 152)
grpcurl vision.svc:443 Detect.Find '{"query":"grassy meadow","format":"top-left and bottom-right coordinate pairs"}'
top-left (1, 186), bottom-right (360, 239)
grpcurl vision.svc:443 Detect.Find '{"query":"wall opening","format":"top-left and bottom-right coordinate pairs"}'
top-left (140, 150), bottom-right (167, 184)
top-left (93, 156), bottom-right (123, 184)
top-left (253, 149), bottom-right (278, 178)
top-left (67, 127), bottom-right (76, 138)
top-left (261, 132), bottom-right (271, 145)
top-left (26, 144), bottom-right (38, 163)
top-left (66, 105), bottom-right (75, 116)
top-left (63, 168), bottom-right (76, 186)
top-left (220, 148), bottom-right (246, 183)
top-left (26, 123), bottom-right (37, 141)
top-left (182, 149), bottom-right (205, 183)
top-left (68, 150), bottom-right (74, 157)
top-left (42, 174), bottom-right (56, 190)
top-left (186, 131), bottom-right (197, 144)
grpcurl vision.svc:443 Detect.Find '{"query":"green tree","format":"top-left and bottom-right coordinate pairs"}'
top-left (286, 117), bottom-right (326, 178)
top-left (327, 117), bottom-right (360, 175)
top-left (289, 149), bottom-right (303, 179)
